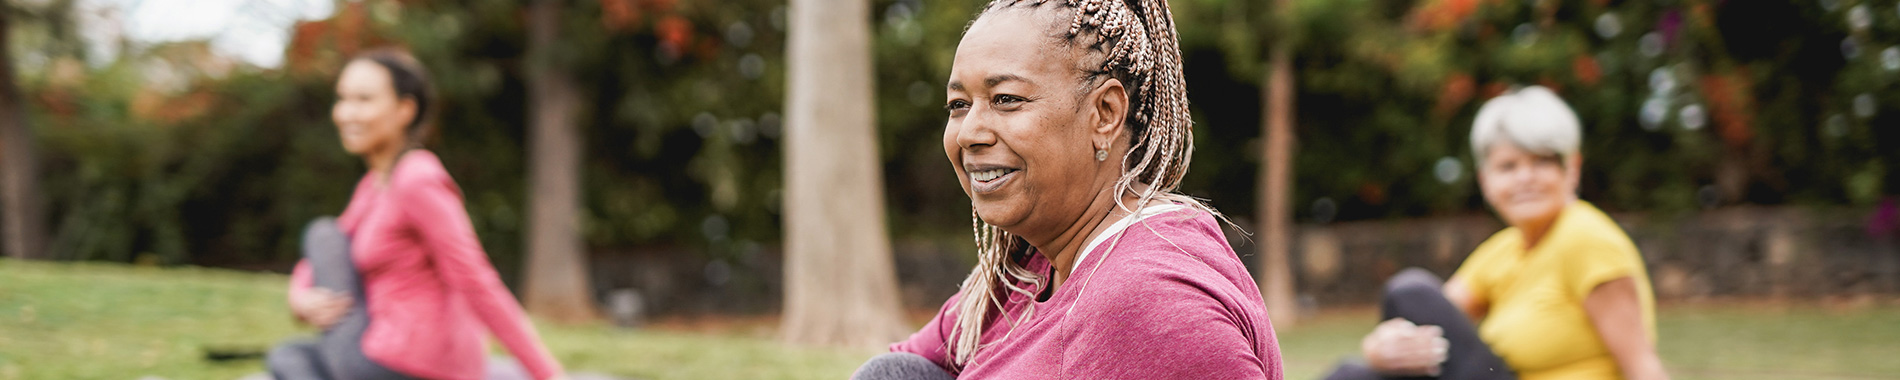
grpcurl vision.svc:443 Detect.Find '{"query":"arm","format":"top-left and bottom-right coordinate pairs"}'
top-left (287, 260), bottom-right (313, 321)
top-left (881, 292), bottom-right (961, 374)
top-left (287, 261), bottom-right (312, 325)
top-left (286, 260), bottom-right (350, 329)
top-left (1583, 277), bottom-right (1669, 380)
top-left (1360, 319), bottom-right (1447, 376)
top-left (881, 294), bottom-right (957, 370)
top-left (399, 172), bottom-right (565, 380)
top-left (1362, 271), bottom-right (1484, 375)
top-left (1442, 278), bottom-right (1488, 322)
top-left (1064, 275), bottom-right (1273, 379)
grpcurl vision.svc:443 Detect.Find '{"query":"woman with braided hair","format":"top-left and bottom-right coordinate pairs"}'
top-left (851, 0), bottom-right (1284, 378)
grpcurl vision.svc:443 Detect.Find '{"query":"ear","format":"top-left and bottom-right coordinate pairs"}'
top-left (1086, 78), bottom-right (1129, 152)
top-left (1564, 153), bottom-right (1584, 193)
top-left (393, 96), bottom-right (419, 128)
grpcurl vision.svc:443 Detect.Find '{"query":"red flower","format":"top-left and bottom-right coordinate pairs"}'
top-left (1410, 0), bottom-right (1479, 32)
top-left (656, 16), bottom-right (695, 52)
top-left (1434, 73), bottom-right (1476, 119)
top-left (1699, 72), bottom-right (1756, 148)
top-left (1572, 55), bottom-right (1601, 86)
top-left (1481, 81), bottom-right (1509, 100)
top-left (601, 0), bottom-right (641, 32)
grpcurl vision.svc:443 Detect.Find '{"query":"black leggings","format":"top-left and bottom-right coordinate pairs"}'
top-left (266, 218), bottom-right (415, 380)
top-left (1325, 268), bottom-right (1516, 380)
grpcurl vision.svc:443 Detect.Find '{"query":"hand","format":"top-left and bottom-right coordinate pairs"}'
top-left (1362, 318), bottom-right (1450, 376)
top-left (291, 288), bottom-right (352, 330)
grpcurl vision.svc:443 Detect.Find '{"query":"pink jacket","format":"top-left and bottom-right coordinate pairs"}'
top-left (290, 150), bottom-right (563, 380)
top-left (891, 206), bottom-right (1284, 379)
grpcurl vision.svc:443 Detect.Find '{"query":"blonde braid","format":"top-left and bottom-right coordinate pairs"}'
top-left (947, 0), bottom-right (1216, 369)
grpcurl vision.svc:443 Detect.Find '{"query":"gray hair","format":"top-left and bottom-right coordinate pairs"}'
top-left (1469, 85), bottom-right (1581, 166)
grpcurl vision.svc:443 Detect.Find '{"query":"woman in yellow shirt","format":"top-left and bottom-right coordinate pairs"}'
top-left (1326, 86), bottom-right (1670, 380)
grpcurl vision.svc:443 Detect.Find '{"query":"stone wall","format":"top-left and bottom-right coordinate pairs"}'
top-left (580, 206), bottom-right (1900, 320)
top-left (1265, 206), bottom-right (1900, 307)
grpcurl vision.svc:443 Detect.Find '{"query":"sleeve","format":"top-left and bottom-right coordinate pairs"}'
top-left (889, 290), bottom-right (961, 373)
top-left (1062, 269), bottom-right (1273, 379)
top-left (1449, 235), bottom-right (1504, 303)
top-left (396, 169), bottom-right (565, 380)
top-left (1561, 239), bottom-right (1642, 301)
top-left (287, 260), bottom-right (314, 315)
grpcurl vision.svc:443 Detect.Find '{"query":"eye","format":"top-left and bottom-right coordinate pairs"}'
top-left (992, 94), bottom-right (1027, 109)
top-left (1534, 155), bottom-right (1564, 167)
top-left (1492, 160), bottom-right (1515, 172)
top-left (945, 99), bottom-right (971, 117)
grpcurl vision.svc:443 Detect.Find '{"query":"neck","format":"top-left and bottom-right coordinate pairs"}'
top-left (1025, 185), bottom-right (1144, 291)
top-left (364, 146), bottom-right (406, 186)
top-left (1518, 199), bottom-right (1576, 250)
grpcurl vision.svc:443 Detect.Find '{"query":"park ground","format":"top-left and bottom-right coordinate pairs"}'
top-left (2, 259), bottom-right (1897, 380)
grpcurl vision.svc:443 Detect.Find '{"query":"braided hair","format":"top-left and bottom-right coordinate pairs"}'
top-left (948, 0), bottom-right (1208, 368)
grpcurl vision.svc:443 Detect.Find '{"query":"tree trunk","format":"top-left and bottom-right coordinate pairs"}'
top-left (1256, 43), bottom-right (1299, 326)
top-left (522, 0), bottom-right (598, 323)
top-left (778, 0), bottom-right (908, 348)
top-left (0, 8), bottom-right (47, 260)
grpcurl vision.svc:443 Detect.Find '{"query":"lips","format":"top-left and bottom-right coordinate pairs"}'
top-left (971, 168), bottom-right (1012, 181)
top-left (965, 164), bottom-right (1020, 194)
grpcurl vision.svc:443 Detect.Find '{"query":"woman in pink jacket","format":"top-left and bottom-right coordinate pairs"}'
top-left (267, 47), bottom-right (567, 380)
top-left (853, 0), bottom-right (1284, 378)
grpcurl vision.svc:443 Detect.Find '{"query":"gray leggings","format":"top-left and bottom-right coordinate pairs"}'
top-left (267, 218), bottom-right (415, 380)
top-left (852, 353), bottom-right (955, 380)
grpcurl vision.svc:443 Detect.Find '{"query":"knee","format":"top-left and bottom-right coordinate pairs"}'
top-left (303, 217), bottom-right (342, 243)
top-left (852, 353), bottom-right (948, 380)
top-left (301, 217), bottom-right (346, 259)
top-left (1384, 267), bottom-right (1444, 297)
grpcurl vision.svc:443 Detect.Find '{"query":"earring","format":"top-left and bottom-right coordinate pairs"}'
top-left (1095, 149), bottom-right (1108, 162)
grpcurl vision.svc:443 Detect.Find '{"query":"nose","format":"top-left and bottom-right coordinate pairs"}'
top-left (333, 101), bottom-right (354, 125)
top-left (955, 104), bottom-right (999, 152)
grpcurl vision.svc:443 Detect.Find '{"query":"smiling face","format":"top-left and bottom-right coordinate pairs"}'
top-left (943, 8), bottom-right (1128, 239)
top-left (1477, 141), bottom-right (1581, 229)
top-left (332, 59), bottom-right (415, 157)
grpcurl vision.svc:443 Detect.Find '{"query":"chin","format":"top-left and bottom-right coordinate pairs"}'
top-left (973, 200), bottom-right (1028, 230)
top-left (1500, 202), bottom-right (1564, 227)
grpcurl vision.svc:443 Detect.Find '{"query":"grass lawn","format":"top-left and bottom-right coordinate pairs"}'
top-left (2, 259), bottom-right (1896, 380)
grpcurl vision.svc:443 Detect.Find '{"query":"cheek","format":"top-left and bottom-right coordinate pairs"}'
top-left (1478, 179), bottom-right (1503, 203)
top-left (1016, 118), bottom-right (1079, 166)
top-left (942, 122), bottom-right (959, 160)
top-left (332, 102), bottom-right (352, 125)
top-left (1533, 168), bottom-right (1571, 194)
top-left (943, 123), bottom-right (970, 192)
top-left (362, 103), bottom-right (405, 138)
top-left (1478, 174), bottom-right (1514, 202)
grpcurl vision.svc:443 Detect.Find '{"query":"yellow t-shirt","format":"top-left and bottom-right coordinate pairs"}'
top-left (1450, 201), bottom-right (1656, 380)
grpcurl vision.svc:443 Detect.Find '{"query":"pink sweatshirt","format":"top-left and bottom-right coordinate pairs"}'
top-left (289, 150), bottom-right (563, 380)
top-left (892, 206), bottom-right (1285, 379)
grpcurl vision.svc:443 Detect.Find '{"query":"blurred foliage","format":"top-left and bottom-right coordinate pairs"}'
top-left (4, 0), bottom-right (1897, 271)
top-left (1175, 0), bottom-right (1900, 223)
